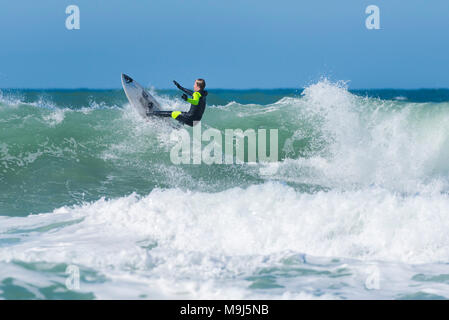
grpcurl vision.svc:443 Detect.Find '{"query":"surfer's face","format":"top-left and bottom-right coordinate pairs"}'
top-left (194, 81), bottom-right (200, 92)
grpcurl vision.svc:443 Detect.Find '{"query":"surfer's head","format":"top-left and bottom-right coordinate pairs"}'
top-left (194, 79), bottom-right (206, 92)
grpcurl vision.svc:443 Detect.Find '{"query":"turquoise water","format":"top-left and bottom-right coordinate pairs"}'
top-left (2, 80), bottom-right (449, 299)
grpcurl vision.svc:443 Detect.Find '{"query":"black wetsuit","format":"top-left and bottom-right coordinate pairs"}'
top-left (154, 84), bottom-right (208, 127)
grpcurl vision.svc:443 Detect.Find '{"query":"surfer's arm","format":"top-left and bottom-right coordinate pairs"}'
top-left (173, 80), bottom-right (193, 95)
top-left (179, 86), bottom-right (193, 96)
top-left (186, 92), bottom-right (201, 105)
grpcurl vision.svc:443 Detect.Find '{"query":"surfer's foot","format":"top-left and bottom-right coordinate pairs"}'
top-left (146, 102), bottom-right (154, 116)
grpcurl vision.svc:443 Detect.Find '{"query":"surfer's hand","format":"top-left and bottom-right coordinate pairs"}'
top-left (173, 80), bottom-right (181, 89)
top-left (181, 94), bottom-right (188, 101)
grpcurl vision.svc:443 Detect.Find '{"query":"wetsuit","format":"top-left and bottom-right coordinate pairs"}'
top-left (154, 83), bottom-right (208, 127)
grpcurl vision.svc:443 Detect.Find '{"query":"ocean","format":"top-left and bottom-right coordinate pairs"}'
top-left (1, 80), bottom-right (449, 299)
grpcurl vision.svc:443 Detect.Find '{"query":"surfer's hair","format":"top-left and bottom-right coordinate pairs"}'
top-left (196, 79), bottom-right (206, 90)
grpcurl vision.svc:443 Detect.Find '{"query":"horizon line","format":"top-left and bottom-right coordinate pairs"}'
top-left (2, 87), bottom-right (449, 91)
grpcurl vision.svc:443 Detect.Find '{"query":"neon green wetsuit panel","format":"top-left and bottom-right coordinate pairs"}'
top-left (171, 111), bottom-right (182, 119)
top-left (187, 92), bottom-right (202, 106)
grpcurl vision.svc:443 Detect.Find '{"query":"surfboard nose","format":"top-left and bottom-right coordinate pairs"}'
top-left (122, 73), bottom-right (133, 84)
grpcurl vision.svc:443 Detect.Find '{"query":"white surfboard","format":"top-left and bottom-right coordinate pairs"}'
top-left (121, 73), bottom-right (162, 118)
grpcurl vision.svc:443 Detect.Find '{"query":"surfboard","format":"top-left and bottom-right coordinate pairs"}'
top-left (121, 73), bottom-right (162, 118)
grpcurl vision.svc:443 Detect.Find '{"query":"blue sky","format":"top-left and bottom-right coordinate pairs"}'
top-left (0, 0), bottom-right (448, 89)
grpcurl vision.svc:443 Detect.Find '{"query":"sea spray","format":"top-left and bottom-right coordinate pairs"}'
top-left (2, 81), bottom-right (449, 298)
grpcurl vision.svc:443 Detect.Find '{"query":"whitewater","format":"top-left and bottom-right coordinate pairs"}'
top-left (1, 80), bottom-right (449, 299)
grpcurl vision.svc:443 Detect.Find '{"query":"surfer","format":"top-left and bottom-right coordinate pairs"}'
top-left (152, 79), bottom-right (208, 127)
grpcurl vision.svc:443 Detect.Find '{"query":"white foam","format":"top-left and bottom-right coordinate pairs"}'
top-left (2, 183), bottom-right (449, 298)
top-left (42, 108), bottom-right (66, 126)
top-left (269, 79), bottom-right (449, 194)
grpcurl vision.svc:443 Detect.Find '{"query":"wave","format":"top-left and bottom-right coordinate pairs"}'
top-left (3, 183), bottom-right (449, 264)
top-left (1, 183), bottom-right (449, 298)
top-left (3, 81), bottom-right (449, 298)
top-left (2, 80), bottom-right (449, 216)
top-left (3, 82), bottom-right (449, 195)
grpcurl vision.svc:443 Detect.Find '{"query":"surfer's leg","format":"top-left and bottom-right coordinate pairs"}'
top-left (152, 111), bottom-right (173, 117)
top-left (153, 111), bottom-right (194, 126)
top-left (169, 111), bottom-right (193, 126)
